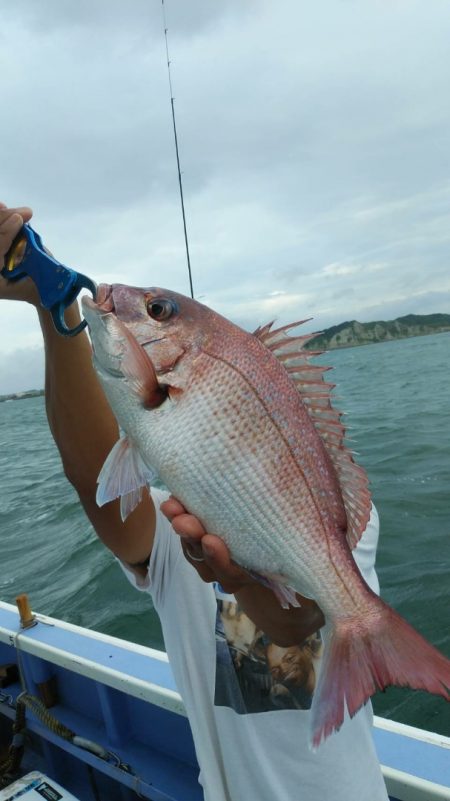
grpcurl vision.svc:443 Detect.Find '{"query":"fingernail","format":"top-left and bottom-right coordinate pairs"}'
top-left (202, 543), bottom-right (214, 558)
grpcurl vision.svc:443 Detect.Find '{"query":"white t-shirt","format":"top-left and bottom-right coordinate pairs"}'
top-left (120, 489), bottom-right (389, 801)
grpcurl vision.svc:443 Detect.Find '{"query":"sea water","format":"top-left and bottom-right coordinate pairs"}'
top-left (0, 333), bottom-right (449, 735)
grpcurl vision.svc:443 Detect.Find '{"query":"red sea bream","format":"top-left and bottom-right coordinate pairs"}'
top-left (82, 284), bottom-right (450, 747)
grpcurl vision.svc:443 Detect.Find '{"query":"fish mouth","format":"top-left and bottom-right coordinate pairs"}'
top-left (81, 284), bottom-right (123, 377)
top-left (82, 284), bottom-right (114, 314)
top-left (83, 285), bottom-right (165, 350)
top-left (96, 283), bottom-right (115, 312)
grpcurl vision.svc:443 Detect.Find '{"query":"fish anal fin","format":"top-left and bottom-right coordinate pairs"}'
top-left (96, 435), bottom-right (155, 520)
top-left (249, 570), bottom-right (301, 609)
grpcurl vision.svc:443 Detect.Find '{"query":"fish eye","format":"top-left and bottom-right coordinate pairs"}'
top-left (146, 298), bottom-right (177, 321)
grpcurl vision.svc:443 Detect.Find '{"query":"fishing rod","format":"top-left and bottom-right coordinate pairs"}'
top-left (161, 0), bottom-right (194, 300)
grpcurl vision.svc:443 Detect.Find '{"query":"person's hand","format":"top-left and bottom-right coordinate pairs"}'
top-left (0, 203), bottom-right (38, 305)
top-left (160, 496), bottom-right (256, 594)
top-left (161, 495), bottom-right (326, 646)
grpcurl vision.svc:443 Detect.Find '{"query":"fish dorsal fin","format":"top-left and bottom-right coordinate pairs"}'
top-left (96, 435), bottom-right (156, 522)
top-left (254, 320), bottom-right (371, 549)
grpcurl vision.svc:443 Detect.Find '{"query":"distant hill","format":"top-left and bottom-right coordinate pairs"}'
top-left (0, 389), bottom-right (44, 403)
top-left (1, 315), bottom-right (449, 400)
top-left (307, 313), bottom-right (450, 350)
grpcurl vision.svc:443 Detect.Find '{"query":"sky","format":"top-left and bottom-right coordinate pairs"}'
top-left (1, 0), bottom-right (450, 393)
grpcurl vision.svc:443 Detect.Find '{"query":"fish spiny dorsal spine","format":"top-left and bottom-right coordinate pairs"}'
top-left (253, 319), bottom-right (371, 549)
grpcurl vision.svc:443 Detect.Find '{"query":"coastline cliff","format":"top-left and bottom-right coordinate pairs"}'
top-left (307, 313), bottom-right (450, 350)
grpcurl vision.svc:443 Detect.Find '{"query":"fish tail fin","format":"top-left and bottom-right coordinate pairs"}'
top-left (311, 600), bottom-right (450, 749)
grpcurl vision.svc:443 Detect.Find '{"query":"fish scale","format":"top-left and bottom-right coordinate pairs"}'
top-left (141, 354), bottom-right (330, 593)
top-left (82, 283), bottom-right (450, 748)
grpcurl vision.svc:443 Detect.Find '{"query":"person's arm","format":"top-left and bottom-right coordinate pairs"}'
top-left (1, 203), bottom-right (323, 639)
top-left (38, 302), bottom-right (156, 570)
top-left (0, 205), bottom-right (155, 573)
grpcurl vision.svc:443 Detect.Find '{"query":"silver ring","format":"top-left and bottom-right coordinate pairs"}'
top-left (185, 544), bottom-right (205, 563)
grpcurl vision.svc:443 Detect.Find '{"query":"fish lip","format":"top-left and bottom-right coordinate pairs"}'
top-left (82, 285), bottom-right (115, 322)
top-left (82, 284), bottom-right (113, 312)
top-left (96, 283), bottom-right (114, 312)
top-left (81, 294), bottom-right (98, 312)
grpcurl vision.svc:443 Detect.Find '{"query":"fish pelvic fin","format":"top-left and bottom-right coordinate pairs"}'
top-left (249, 571), bottom-right (301, 609)
top-left (311, 600), bottom-right (450, 750)
top-left (254, 319), bottom-right (371, 549)
top-left (96, 435), bottom-right (156, 521)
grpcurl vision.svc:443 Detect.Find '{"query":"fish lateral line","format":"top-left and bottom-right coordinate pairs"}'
top-left (199, 346), bottom-right (347, 545)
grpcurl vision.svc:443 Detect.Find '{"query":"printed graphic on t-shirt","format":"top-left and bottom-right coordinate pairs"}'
top-left (213, 583), bottom-right (322, 714)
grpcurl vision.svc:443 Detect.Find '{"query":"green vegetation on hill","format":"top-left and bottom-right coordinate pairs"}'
top-left (0, 389), bottom-right (44, 403)
top-left (308, 313), bottom-right (450, 350)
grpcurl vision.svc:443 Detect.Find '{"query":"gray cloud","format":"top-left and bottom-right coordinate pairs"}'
top-left (3, 0), bottom-right (255, 37)
top-left (1, 0), bottom-right (450, 392)
top-left (0, 347), bottom-right (45, 395)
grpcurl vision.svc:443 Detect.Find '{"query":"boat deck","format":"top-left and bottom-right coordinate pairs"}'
top-left (0, 602), bottom-right (448, 801)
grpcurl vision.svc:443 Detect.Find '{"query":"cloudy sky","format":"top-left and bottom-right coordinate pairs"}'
top-left (1, 0), bottom-right (449, 392)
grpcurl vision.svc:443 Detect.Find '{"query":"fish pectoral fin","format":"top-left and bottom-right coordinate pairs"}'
top-left (120, 488), bottom-right (144, 522)
top-left (96, 435), bottom-right (156, 521)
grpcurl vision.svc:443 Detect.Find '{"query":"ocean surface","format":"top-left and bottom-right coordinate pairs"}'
top-left (1, 332), bottom-right (449, 736)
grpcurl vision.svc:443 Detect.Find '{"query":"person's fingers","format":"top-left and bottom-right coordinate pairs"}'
top-left (200, 535), bottom-right (231, 566)
top-left (16, 206), bottom-right (33, 222)
top-left (181, 540), bottom-right (216, 582)
top-left (160, 496), bottom-right (187, 520)
top-left (161, 497), bottom-right (213, 571)
top-left (170, 513), bottom-right (206, 540)
top-left (0, 205), bottom-right (33, 220)
top-left (200, 535), bottom-right (253, 592)
top-left (0, 208), bottom-right (32, 265)
top-left (0, 215), bottom-right (25, 270)
top-left (162, 496), bottom-right (254, 592)
top-left (179, 529), bottom-right (254, 593)
top-left (0, 206), bottom-right (33, 230)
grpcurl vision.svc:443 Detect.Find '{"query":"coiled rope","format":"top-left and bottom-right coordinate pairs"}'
top-left (0, 626), bottom-right (128, 789)
top-left (0, 696), bottom-right (26, 787)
